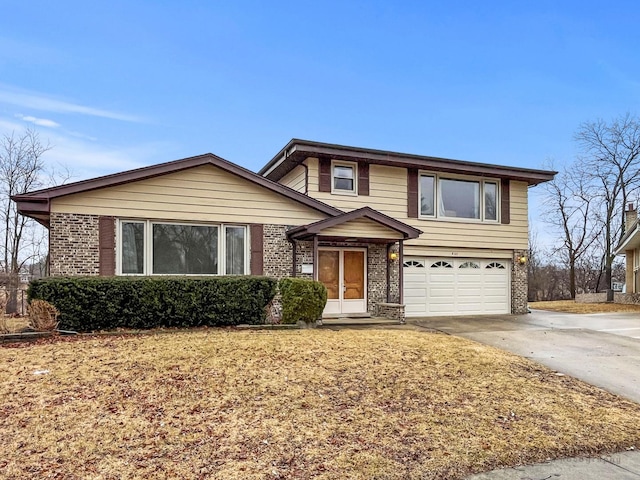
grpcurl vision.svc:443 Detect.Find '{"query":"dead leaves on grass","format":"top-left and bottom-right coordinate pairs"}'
top-left (1, 329), bottom-right (639, 479)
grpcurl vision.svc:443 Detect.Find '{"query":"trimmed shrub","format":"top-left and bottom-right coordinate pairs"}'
top-left (27, 276), bottom-right (277, 332)
top-left (279, 278), bottom-right (327, 324)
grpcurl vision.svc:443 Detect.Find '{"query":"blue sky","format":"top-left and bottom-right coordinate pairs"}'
top-left (1, 0), bottom-right (639, 193)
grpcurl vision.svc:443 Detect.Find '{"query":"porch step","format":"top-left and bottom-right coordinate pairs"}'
top-left (319, 316), bottom-right (402, 327)
top-left (322, 312), bottom-right (371, 319)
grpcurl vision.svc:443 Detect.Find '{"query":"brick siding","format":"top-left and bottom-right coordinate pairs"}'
top-left (367, 244), bottom-right (388, 312)
top-left (262, 225), bottom-right (294, 279)
top-left (511, 249), bottom-right (528, 314)
top-left (50, 212), bottom-right (101, 276)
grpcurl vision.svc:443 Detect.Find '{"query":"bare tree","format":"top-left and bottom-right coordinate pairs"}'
top-left (0, 129), bottom-right (50, 313)
top-left (575, 113), bottom-right (640, 299)
top-left (542, 166), bottom-right (602, 298)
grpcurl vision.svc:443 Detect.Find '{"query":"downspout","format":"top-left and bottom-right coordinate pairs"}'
top-left (301, 161), bottom-right (309, 195)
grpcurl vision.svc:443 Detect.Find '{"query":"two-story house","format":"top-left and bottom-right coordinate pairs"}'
top-left (13, 139), bottom-right (555, 320)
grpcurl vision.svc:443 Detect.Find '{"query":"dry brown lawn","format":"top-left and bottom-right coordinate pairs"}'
top-left (1, 329), bottom-right (639, 480)
top-left (530, 300), bottom-right (640, 314)
top-left (0, 316), bottom-right (29, 334)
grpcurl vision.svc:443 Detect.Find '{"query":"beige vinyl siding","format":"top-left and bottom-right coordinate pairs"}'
top-left (279, 165), bottom-right (306, 193)
top-left (403, 246), bottom-right (513, 259)
top-left (321, 218), bottom-right (404, 240)
top-left (51, 164), bottom-right (328, 225)
top-left (306, 158), bottom-right (406, 217)
top-left (305, 156), bottom-right (529, 250)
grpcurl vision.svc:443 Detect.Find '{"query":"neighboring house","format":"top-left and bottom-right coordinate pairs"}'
top-left (615, 203), bottom-right (640, 296)
top-left (13, 139), bottom-right (555, 320)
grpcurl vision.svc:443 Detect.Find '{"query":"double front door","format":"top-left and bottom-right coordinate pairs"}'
top-left (318, 248), bottom-right (367, 315)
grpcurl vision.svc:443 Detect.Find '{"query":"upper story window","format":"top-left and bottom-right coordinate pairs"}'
top-left (420, 172), bottom-right (499, 222)
top-left (119, 220), bottom-right (247, 275)
top-left (332, 161), bottom-right (357, 194)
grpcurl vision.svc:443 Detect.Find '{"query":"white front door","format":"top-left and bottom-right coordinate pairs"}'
top-left (318, 248), bottom-right (367, 315)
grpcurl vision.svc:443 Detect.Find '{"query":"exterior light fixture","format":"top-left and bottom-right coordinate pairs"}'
top-left (389, 251), bottom-right (399, 261)
top-left (518, 256), bottom-right (527, 265)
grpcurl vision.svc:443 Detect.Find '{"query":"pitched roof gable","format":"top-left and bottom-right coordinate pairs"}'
top-left (14, 153), bottom-right (343, 223)
top-left (287, 206), bottom-right (422, 241)
top-left (260, 139), bottom-right (557, 186)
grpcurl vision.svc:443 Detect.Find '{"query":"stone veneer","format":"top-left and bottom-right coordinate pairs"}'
top-left (511, 249), bottom-right (528, 314)
top-left (50, 212), bottom-right (101, 276)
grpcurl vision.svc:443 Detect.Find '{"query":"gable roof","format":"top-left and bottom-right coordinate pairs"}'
top-left (259, 139), bottom-right (557, 186)
top-left (13, 153), bottom-right (343, 225)
top-left (287, 206), bottom-right (422, 241)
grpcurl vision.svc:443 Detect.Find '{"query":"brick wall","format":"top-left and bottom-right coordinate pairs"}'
top-left (511, 249), bottom-right (528, 314)
top-left (389, 244), bottom-right (400, 303)
top-left (295, 241), bottom-right (314, 279)
top-left (575, 293), bottom-right (608, 303)
top-left (262, 225), bottom-right (294, 279)
top-left (367, 244), bottom-right (388, 312)
top-left (49, 212), bottom-right (101, 276)
top-left (614, 292), bottom-right (640, 304)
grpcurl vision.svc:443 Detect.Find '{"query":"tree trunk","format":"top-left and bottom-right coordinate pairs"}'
top-left (5, 273), bottom-right (19, 314)
top-left (569, 259), bottom-right (576, 299)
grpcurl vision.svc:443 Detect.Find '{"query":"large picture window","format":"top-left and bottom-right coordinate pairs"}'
top-left (419, 173), bottom-right (499, 222)
top-left (118, 220), bottom-right (247, 275)
top-left (153, 224), bottom-right (219, 274)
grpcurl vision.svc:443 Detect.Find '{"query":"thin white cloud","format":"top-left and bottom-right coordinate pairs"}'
top-left (0, 116), bottom-right (164, 182)
top-left (15, 114), bottom-right (60, 128)
top-left (0, 84), bottom-right (143, 123)
top-left (43, 133), bottom-right (157, 180)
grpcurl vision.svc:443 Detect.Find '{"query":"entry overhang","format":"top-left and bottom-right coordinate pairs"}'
top-left (287, 206), bottom-right (422, 242)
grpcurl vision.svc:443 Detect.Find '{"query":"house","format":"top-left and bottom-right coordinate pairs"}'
top-left (615, 203), bottom-right (640, 299)
top-left (13, 139), bottom-right (556, 320)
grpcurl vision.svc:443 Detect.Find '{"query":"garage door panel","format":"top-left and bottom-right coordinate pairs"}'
top-left (403, 256), bottom-right (510, 316)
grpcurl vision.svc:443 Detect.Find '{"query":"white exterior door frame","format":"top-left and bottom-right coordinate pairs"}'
top-left (319, 247), bottom-right (367, 316)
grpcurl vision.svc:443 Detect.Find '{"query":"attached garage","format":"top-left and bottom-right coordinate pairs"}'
top-left (403, 257), bottom-right (511, 316)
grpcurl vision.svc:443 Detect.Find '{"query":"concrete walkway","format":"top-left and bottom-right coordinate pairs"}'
top-left (467, 450), bottom-right (640, 479)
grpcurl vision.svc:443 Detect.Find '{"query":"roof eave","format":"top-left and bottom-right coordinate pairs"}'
top-left (262, 139), bottom-right (557, 186)
top-left (615, 221), bottom-right (640, 255)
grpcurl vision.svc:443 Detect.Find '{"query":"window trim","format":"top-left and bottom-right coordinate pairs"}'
top-left (331, 160), bottom-right (358, 195)
top-left (418, 171), bottom-right (500, 223)
top-left (116, 219), bottom-right (248, 276)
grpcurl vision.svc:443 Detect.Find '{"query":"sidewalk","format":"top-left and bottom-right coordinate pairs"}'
top-left (466, 450), bottom-right (640, 479)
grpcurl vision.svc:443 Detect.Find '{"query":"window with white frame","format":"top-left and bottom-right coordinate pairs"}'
top-left (118, 220), bottom-right (247, 275)
top-left (419, 173), bottom-right (499, 222)
top-left (332, 161), bottom-right (357, 193)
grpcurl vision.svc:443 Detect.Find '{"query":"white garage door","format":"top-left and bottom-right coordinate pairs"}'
top-left (403, 257), bottom-right (510, 316)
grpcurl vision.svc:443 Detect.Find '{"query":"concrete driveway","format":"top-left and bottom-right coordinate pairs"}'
top-left (411, 310), bottom-right (640, 403)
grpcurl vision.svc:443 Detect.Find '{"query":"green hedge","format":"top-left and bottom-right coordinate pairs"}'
top-left (27, 276), bottom-right (277, 332)
top-left (279, 278), bottom-right (327, 324)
